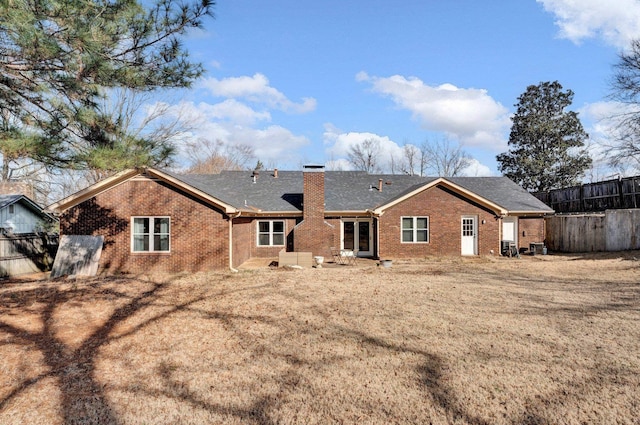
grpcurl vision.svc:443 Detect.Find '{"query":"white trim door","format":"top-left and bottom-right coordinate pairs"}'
top-left (502, 216), bottom-right (518, 244)
top-left (461, 216), bottom-right (477, 256)
top-left (342, 219), bottom-right (372, 256)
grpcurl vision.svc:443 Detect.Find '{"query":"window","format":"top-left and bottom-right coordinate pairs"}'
top-left (257, 220), bottom-right (285, 246)
top-left (402, 217), bottom-right (429, 243)
top-left (132, 217), bottom-right (170, 252)
top-left (8, 204), bottom-right (14, 214)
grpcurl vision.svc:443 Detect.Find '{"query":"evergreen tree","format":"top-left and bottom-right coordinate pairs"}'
top-left (0, 0), bottom-right (213, 176)
top-left (497, 81), bottom-right (591, 192)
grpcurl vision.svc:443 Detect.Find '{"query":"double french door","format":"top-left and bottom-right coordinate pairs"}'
top-left (342, 220), bottom-right (372, 256)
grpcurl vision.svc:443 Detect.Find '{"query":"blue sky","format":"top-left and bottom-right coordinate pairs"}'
top-left (158, 0), bottom-right (640, 178)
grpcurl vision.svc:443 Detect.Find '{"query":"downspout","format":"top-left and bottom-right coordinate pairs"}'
top-left (498, 213), bottom-right (506, 255)
top-left (366, 209), bottom-right (383, 259)
top-left (229, 211), bottom-right (242, 272)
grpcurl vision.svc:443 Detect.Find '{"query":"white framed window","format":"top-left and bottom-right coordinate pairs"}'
top-left (132, 217), bottom-right (170, 252)
top-left (401, 216), bottom-right (429, 243)
top-left (257, 220), bottom-right (285, 246)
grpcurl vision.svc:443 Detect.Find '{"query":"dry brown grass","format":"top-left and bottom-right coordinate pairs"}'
top-left (1, 252), bottom-right (639, 424)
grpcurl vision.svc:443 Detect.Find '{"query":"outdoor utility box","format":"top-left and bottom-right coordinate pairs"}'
top-left (529, 242), bottom-right (545, 255)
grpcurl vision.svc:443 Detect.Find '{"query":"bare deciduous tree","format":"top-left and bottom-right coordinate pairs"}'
top-left (609, 39), bottom-right (640, 169)
top-left (325, 153), bottom-right (346, 171)
top-left (424, 138), bottom-right (471, 177)
top-left (185, 139), bottom-right (256, 174)
top-left (347, 138), bottom-right (382, 173)
top-left (400, 144), bottom-right (419, 175)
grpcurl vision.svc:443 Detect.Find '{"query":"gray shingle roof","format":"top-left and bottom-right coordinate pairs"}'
top-left (0, 194), bottom-right (57, 220)
top-left (163, 169), bottom-right (553, 214)
top-left (448, 177), bottom-right (554, 213)
top-left (0, 194), bottom-right (22, 209)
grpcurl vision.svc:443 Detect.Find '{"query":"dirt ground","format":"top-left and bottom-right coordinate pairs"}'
top-left (1, 251), bottom-right (639, 425)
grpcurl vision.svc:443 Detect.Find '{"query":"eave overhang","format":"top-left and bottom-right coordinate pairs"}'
top-left (237, 210), bottom-right (303, 217)
top-left (506, 210), bottom-right (554, 217)
top-left (325, 210), bottom-right (372, 217)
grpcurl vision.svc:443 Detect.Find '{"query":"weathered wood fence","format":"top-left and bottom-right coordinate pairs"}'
top-left (0, 233), bottom-right (59, 277)
top-left (535, 176), bottom-right (640, 213)
top-left (545, 209), bottom-right (640, 252)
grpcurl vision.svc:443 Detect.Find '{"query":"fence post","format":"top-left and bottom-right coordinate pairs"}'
top-left (618, 178), bottom-right (625, 209)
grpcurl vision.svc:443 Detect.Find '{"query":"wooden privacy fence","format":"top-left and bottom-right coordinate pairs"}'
top-left (0, 233), bottom-right (59, 277)
top-left (545, 209), bottom-right (640, 252)
top-left (535, 176), bottom-right (640, 213)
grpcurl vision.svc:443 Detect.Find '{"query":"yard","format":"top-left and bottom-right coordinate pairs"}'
top-left (1, 253), bottom-right (639, 425)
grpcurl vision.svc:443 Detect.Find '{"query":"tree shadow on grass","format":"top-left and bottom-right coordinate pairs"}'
top-left (0, 275), bottom-right (206, 424)
top-left (327, 323), bottom-right (495, 425)
top-left (417, 357), bottom-right (492, 425)
top-left (2, 270), bottom-right (635, 424)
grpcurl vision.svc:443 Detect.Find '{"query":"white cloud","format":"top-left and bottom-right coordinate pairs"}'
top-left (231, 125), bottom-right (311, 167)
top-left (323, 123), bottom-right (497, 176)
top-left (149, 72), bottom-right (318, 168)
top-left (357, 73), bottom-right (510, 150)
top-left (537, 0), bottom-right (640, 47)
top-left (157, 100), bottom-right (310, 168)
top-left (460, 158), bottom-right (494, 177)
top-left (323, 123), bottom-right (404, 171)
top-left (180, 120), bottom-right (310, 168)
top-left (201, 73), bottom-right (317, 113)
top-left (325, 158), bottom-right (352, 171)
top-left (168, 100), bottom-right (271, 127)
top-left (579, 100), bottom-right (632, 145)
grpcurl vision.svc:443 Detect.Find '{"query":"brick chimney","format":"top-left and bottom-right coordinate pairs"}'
top-left (294, 165), bottom-right (333, 256)
top-left (303, 165), bottom-right (324, 222)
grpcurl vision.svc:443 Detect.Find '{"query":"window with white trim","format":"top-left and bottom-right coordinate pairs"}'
top-left (257, 220), bottom-right (285, 246)
top-left (401, 216), bottom-right (429, 243)
top-left (132, 217), bottom-right (170, 252)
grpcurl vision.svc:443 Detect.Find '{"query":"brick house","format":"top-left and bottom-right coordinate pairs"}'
top-left (48, 165), bottom-right (553, 273)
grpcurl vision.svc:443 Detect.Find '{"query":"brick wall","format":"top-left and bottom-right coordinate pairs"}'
top-left (60, 178), bottom-right (230, 274)
top-left (232, 217), bottom-right (300, 267)
top-left (517, 217), bottom-right (546, 251)
top-left (231, 217), bottom-right (252, 268)
top-left (378, 185), bottom-right (500, 258)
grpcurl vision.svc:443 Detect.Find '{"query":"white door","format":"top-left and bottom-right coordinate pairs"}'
top-left (461, 216), bottom-right (477, 255)
top-left (502, 216), bottom-right (517, 243)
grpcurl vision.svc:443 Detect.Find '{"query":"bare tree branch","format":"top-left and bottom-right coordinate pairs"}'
top-left (424, 138), bottom-right (471, 177)
top-left (347, 138), bottom-right (382, 173)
